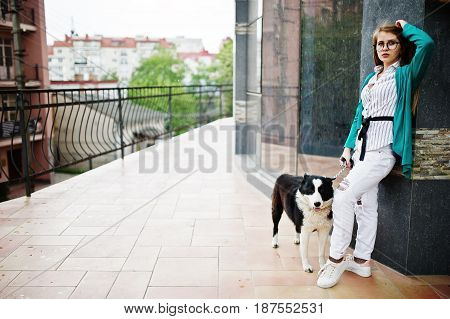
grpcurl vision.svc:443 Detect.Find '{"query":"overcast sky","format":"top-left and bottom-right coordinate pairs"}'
top-left (44, 0), bottom-right (235, 53)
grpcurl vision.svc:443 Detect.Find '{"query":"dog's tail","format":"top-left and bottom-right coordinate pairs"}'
top-left (272, 179), bottom-right (283, 237)
top-left (272, 182), bottom-right (281, 210)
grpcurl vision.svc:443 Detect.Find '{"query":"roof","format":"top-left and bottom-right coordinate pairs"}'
top-left (101, 37), bottom-right (137, 48)
top-left (50, 35), bottom-right (174, 50)
top-left (50, 80), bottom-right (118, 85)
top-left (177, 49), bottom-right (215, 61)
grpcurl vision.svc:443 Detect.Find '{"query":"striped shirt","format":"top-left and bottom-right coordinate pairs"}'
top-left (355, 60), bottom-right (400, 153)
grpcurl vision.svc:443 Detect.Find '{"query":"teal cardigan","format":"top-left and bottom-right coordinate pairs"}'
top-left (344, 23), bottom-right (436, 179)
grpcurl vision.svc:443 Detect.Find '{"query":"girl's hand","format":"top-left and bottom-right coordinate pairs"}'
top-left (340, 148), bottom-right (353, 169)
top-left (395, 20), bottom-right (407, 29)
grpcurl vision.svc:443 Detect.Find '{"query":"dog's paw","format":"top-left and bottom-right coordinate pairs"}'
top-left (272, 235), bottom-right (279, 248)
top-left (294, 233), bottom-right (300, 245)
top-left (303, 264), bottom-right (313, 273)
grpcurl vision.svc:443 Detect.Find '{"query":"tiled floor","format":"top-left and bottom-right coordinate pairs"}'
top-left (0, 118), bottom-right (448, 299)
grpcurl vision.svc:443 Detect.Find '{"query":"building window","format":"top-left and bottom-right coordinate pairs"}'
top-left (74, 57), bottom-right (87, 64)
top-left (1, 94), bottom-right (18, 122)
top-left (0, 38), bottom-right (13, 81)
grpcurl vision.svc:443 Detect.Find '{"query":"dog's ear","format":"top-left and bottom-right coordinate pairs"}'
top-left (325, 177), bottom-right (336, 183)
top-left (300, 173), bottom-right (308, 187)
top-left (299, 178), bottom-right (306, 191)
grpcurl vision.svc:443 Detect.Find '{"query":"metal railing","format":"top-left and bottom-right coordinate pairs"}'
top-left (0, 84), bottom-right (232, 199)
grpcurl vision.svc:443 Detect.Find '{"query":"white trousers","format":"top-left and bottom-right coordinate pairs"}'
top-left (329, 144), bottom-right (396, 261)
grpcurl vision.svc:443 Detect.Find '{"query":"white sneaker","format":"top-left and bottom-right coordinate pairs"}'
top-left (316, 258), bottom-right (348, 289)
top-left (346, 255), bottom-right (371, 277)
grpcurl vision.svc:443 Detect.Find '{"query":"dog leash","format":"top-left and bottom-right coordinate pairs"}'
top-left (332, 166), bottom-right (347, 179)
top-left (332, 158), bottom-right (363, 205)
top-left (332, 158), bottom-right (355, 179)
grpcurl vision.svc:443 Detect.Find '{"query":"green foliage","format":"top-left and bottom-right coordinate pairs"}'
top-left (190, 61), bottom-right (213, 86)
top-left (171, 91), bottom-right (201, 135)
top-left (100, 71), bottom-right (119, 81)
top-left (215, 38), bottom-right (233, 85)
top-left (191, 38), bottom-right (233, 115)
top-left (128, 42), bottom-right (233, 136)
top-left (215, 38), bottom-right (233, 116)
top-left (192, 38), bottom-right (233, 85)
top-left (129, 47), bottom-right (186, 86)
top-left (128, 47), bottom-right (196, 134)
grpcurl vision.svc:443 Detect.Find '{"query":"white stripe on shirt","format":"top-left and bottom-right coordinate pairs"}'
top-left (356, 60), bottom-right (399, 152)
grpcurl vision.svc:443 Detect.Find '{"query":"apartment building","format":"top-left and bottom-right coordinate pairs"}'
top-left (0, 0), bottom-right (49, 88)
top-left (0, 0), bottom-right (51, 187)
top-left (48, 35), bottom-right (215, 84)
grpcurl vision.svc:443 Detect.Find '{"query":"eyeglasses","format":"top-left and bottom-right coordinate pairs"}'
top-left (374, 40), bottom-right (400, 51)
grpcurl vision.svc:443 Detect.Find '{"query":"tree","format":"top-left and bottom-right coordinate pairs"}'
top-left (215, 38), bottom-right (233, 116)
top-left (190, 61), bottom-right (213, 85)
top-left (191, 38), bottom-right (233, 86)
top-left (191, 38), bottom-right (233, 115)
top-left (215, 38), bottom-right (233, 85)
top-left (129, 46), bottom-right (196, 134)
top-left (100, 71), bottom-right (119, 81)
top-left (128, 42), bottom-right (233, 135)
top-left (129, 46), bottom-right (186, 86)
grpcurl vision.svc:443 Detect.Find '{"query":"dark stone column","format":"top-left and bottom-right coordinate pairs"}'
top-left (235, 0), bottom-right (249, 154)
top-left (357, 0), bottom-right (449, 275)
top-left (407, 0), bottom-right (450, 275)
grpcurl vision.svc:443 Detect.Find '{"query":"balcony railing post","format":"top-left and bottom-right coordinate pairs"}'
top-left (117, 88), bottom-right (125, 159)
top-left (219, 86), bottom-right (223, 119)
top-left (88, 154), bottom-right (93, 170)
top-left (198, 86), bottom-right (202, 127)
top-left (17, 91), bottom-right (31, 197)
top-left (168, 86), bottom-right (172, 137)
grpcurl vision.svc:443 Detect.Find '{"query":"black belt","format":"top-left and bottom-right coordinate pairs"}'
top-left (357, 116), bottom-right (394, 161)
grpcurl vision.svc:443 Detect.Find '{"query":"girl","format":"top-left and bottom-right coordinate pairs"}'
top-left (317, 19), bottom-right (435, 289)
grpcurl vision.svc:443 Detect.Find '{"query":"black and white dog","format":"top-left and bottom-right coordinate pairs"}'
top-left (272, 173), bottom-right (334, 273)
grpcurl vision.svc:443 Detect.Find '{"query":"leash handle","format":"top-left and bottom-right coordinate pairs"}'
top-left (333, 158), bottom-right (354, 179)
top-left (339, 157), bottom-right (354, 169)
